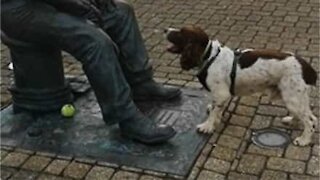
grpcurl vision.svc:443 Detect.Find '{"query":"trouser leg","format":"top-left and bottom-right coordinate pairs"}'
top-left (1, 0), bottom-right (137, 124)
top-left (98, 0), bottom-right (153, 85)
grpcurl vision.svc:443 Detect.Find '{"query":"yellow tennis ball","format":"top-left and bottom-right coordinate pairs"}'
top-left (61, 104), bottom-right (76, 118)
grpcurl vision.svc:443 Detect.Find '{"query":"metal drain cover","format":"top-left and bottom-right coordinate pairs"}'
top-left (251, 128), bottom-right (291, 148)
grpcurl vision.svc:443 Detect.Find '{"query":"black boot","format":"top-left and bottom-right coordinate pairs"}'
top-left (132, 79), bottom-right (181, 101)
top-left (119, 112), bottom-right (176, 144)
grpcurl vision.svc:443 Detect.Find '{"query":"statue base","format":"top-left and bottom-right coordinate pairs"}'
top-left (1, 88), bottom-right (210, 176)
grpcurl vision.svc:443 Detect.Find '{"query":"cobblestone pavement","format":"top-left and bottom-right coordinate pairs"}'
top-left (1, 0), bottom-right (319, 179)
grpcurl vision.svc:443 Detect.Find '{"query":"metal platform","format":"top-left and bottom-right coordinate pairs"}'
top-left (1, 88), bottom-right (210, 176)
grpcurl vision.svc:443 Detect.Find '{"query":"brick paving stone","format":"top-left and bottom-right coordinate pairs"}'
top-left (139, 175), bottom-right (164, 180)
top-left (167, 74), bottom-right (193, 81)
top-left (204, 158), bottom-right (231, 174)
top-left (284, 15), bottom-right (299, 23)
top-left (239, 96), bottom-right (260, 106)
top-left (230, 159), bottom-right (239, 171)
top-left (257, 105), bottom-right (288, 116)
top-left (1, 152), bottom-right (29, 168)
top-left (223, 125), bottom-right (246, 138)
top-left (45, 159), bottom-right (70, 175)
top-left (227, 171), bottom-right (258, 180)
top-left (217, 135), bottom-right (242, 149)
top-left (184, 81), bottom-right (202, 88)
top-left (312, 145), bottom-right (319, 156)
top-left (10, 170), bottom-right (39, 180)
top-left (195, 155), bottom-right (207, 167)
top-left (22, 155), bottom-right (52, 171)
top-left (210, 145), bottom-right (236, 162)
top-left (85, 166), bottom-right (114, 180)
top-left (237, 154), bottom-right (267, 175)
top-left (235, 105), bottom-right (256, 116)
top-left (201, 144), bottom-right (213, 156)
top-left (307, 156), bottom-right (319, 176)
top-left (227, 102), bottom-right (237, 112)
top-left (236, 141), bottom-right (248, 158)
top-left (187, 167), bottom-right (200, 180)
top-left (1, 150), bottom-right (9, 160)
top-left (261, 170), bottom-right (288, 180)
top-left (250, 115), bottom-right (272, 129)
top-left (37, 174), bottom-right (72, 180)
top-left (111, 170), bottom-right (139, 180)
top-left (267, 157), bottom-right (305, 174)
top-left (285, 145), bottom-right (311, 161)
top-left (1, 166), bottom-right (17, 180)
top-left (63, 161), bottom-right (92, 179)
top-left (197, 170), bottom-right (225, 180)
top-left (153, 72), bottom-right (167, 78)
top-left (229, 115), bottom-right (252, 127)
top-left (289, 174), bottom-right (319, 180)
top-left (247, 144), bottom-right (283, 157)
top-left (154, 77), bottom-right (168, 84)
top-left (156, 66), bottom-right (181, 74)
top-left (167, 79), bottom-right (186, 86)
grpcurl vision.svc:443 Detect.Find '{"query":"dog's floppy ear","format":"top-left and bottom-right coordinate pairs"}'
top-left (180, 43), bottom-right (203, 70)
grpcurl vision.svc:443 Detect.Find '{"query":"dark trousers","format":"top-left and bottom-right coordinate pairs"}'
top-left (1, 0), bottom-right (153, 124)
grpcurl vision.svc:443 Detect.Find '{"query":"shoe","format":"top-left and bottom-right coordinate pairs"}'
top-left (132, 79), bottom-right (181, 101)
top-left (119, 112), bottom-right (176, 144)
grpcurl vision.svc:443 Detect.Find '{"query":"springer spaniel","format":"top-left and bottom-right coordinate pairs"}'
top-left (165, 26), bottom-right (318, 146)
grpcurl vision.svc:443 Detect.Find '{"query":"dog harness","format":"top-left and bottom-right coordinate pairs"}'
top-left (196, 44), bottom-right (242, 95)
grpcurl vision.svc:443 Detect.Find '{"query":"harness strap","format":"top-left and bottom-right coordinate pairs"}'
top-left (230, 49), bottom-right (242, 95)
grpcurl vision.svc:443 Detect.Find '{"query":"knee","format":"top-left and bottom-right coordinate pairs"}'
top-left (82, 29), bottom-right (114, 50)
top-left (72, 28), bottom-right (116, 64)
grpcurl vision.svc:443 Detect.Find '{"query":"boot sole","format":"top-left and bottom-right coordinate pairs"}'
top-left (133, 90), bottom-right (182, 101)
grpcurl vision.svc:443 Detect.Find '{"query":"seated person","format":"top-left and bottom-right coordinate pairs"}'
top-left (1, 0), bottom-right (181, 144)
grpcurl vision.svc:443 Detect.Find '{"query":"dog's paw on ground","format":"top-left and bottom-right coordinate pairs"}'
top-left (197, 121), bottom-right (214, 134)
top-left (293, 136), bottom-right (311, 146)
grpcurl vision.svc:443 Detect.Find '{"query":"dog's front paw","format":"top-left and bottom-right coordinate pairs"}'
top-left (293, 136), bottom-right (311, 146)
top-left (197, 121), bottom-right (214, 134)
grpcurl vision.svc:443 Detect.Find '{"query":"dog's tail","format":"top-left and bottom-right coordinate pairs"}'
top-left (296, 56), bottom-right (318, 85)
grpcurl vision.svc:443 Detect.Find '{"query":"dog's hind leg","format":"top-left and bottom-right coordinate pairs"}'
top-left (279, 76), bottom-right (316, 146)
top-left (197, 83), bottom-right (231, 134)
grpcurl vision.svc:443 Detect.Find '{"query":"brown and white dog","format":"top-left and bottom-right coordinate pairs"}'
top-left (165, 26), bottom-right (318, 146)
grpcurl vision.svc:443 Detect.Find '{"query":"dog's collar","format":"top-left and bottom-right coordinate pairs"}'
top-left (196, 44), bottom-right (221, 91)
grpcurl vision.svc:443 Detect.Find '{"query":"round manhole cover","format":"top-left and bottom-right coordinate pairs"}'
top-left (251, 128), bottom-right (291, 148)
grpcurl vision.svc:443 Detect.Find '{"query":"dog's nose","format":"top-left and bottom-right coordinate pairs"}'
top-left (164, 28), bottom-right (168, 33)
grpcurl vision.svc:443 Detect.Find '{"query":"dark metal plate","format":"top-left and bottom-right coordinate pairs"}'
top-left (1, 88), bottom-right (210, 176)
